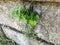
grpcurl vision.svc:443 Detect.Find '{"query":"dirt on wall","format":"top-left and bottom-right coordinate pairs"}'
top-left (35, 3), bottom-right (60, 45)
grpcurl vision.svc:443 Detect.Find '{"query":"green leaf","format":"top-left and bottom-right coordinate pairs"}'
top-left (35, 15), bottom-right (40, 19)
top-left (29, 20), bottom-right (37, 26)
top-left (33, 21), bottom-right (37, 26)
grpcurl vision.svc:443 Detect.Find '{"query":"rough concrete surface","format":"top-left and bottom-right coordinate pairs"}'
top-left (0, 1), bottom-right (60, 45)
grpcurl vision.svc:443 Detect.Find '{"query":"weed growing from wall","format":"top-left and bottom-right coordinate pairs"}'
top-left (12, 4), bottom-right (41, 38)
top-left (0, 31), bottom-right (15, 45)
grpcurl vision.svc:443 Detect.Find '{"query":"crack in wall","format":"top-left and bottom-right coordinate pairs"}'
top-left (0, 24), bottom-right (55, 45)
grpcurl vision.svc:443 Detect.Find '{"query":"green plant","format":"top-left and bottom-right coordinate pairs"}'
top-left (12, 4), bottom-right (40, 26)
top-left (0, 31), bottom-right (15, 45)
top-left (12, 4), bottom-right (41, 38)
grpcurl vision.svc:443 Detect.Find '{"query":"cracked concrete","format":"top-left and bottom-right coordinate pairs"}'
top-left (0, 1), bottom-right (60, 45)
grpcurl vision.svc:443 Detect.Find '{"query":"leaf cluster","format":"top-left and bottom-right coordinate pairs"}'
top-left (12, 4), bottom-right (40, 26)
top-left (11, 4), bottom-right (41, 39)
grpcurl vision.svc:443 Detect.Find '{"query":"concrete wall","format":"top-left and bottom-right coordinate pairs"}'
top-left (0, 1), bottom-right (60, 45)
